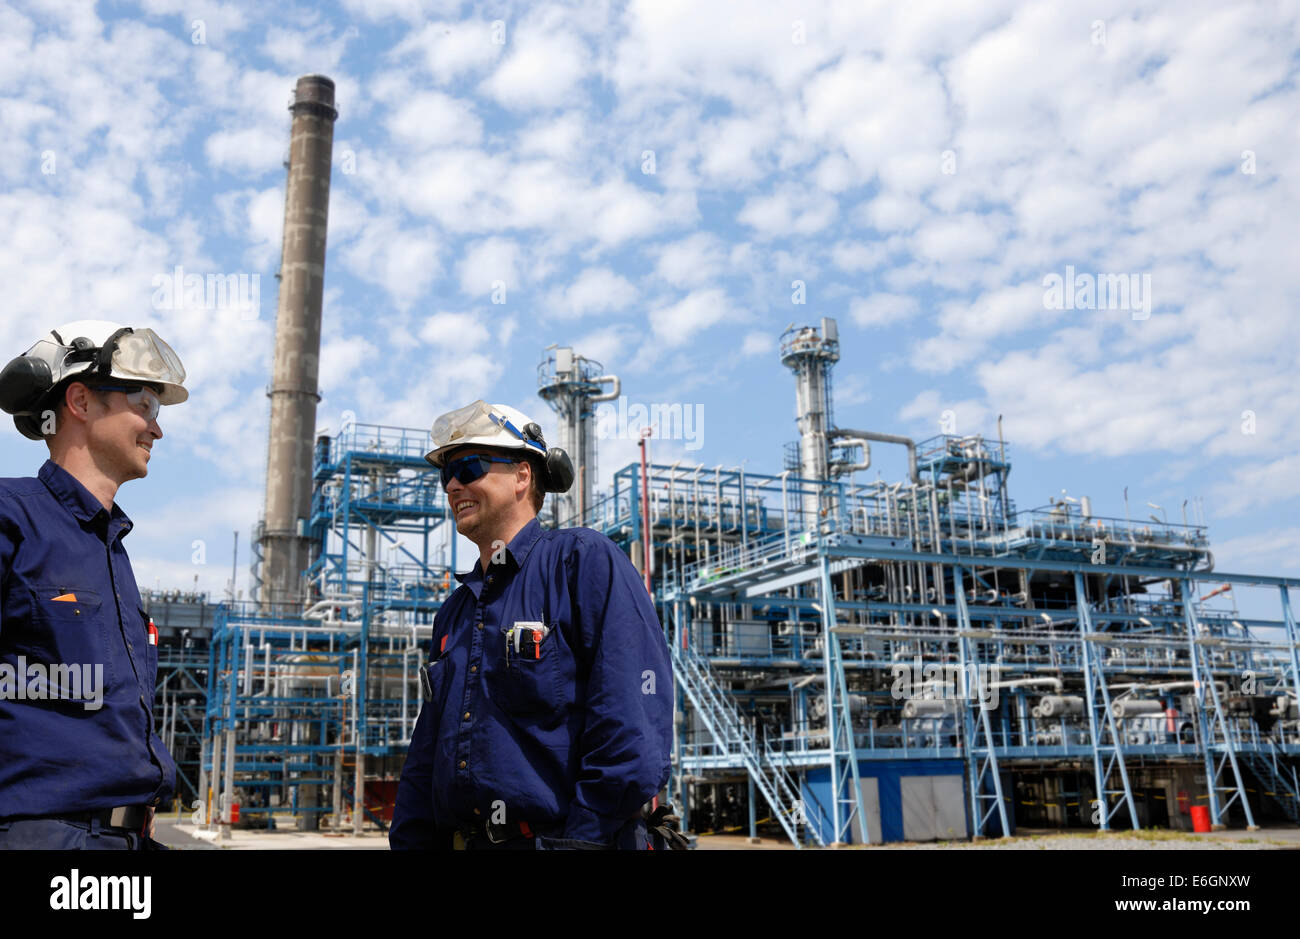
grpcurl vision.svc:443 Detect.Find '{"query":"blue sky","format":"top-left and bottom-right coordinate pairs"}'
top-left (0, 0), bottom-right (1296, 623)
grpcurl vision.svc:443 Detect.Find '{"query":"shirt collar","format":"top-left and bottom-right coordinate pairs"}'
top-left (38, 459), bottom-right (133, 536)
top-left (454, 516), bottom-right (545, 586)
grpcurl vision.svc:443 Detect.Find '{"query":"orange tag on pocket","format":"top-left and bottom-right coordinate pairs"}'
top-left (51, 593), bottom-right (77, 602)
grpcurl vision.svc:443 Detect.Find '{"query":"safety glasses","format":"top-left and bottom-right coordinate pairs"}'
top-left (439, 453), bottom-right (519, 490)
top-left (93, 384), bottom-right (162, 422)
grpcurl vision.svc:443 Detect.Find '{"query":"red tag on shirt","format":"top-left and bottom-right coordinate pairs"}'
top-left (440, 634), bottom-right (448, 654)
top-left (148, 619), bottom-right (158, 646)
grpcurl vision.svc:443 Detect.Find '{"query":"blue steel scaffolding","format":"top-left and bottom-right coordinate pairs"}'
top-left (199, 423), bottom-right (455, 830)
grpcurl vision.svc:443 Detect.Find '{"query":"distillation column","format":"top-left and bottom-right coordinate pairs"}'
top-left (537, 347), bottom-right (619, 527)
top-left (779, 318), bottom-right (840, 526)
top-left (259, 75), bottom-right (338, 608)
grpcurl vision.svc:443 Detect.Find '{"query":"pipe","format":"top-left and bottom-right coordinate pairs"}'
top-left (1035, 694), bottom-right (1084, 717)
top-left (830, 428), bottom-right (918, 483)
top-left (1110, 699), bottom-right (1164, 718)
top-left (834, 437), bottom-right (871, 475)
top-left (902, 698), bottom-right (955, 718)
top-left (591, 374), bottom-right (620, 402)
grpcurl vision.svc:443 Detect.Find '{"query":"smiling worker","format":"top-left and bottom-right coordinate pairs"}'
top-left (390, 400), bottom-right (679, 850)
top-left (0, 320), bottom-right (186, 849)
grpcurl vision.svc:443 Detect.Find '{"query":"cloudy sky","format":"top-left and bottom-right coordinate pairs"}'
top-left (0, 0), bottom-right (1296, 621)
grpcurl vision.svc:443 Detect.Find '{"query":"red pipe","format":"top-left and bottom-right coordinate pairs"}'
top-left (639, 429), bottom-right (652, 595)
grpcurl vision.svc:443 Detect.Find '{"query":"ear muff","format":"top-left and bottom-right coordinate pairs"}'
top-left (0, 354), bottom-right (55, 416)
top-left (13, 414), bottom-right (47, 441)
top-left (543, 447), bottom-right (574, 493)
top-left (517, 421), bottom-right (573, 493)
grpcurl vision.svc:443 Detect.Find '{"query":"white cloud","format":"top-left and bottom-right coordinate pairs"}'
top-left (850, 293), bottom-right (919, 328)
top-left (740, 332), bottom-right (772, 357)
top-left (390, 20), bottom-right (502, 83)
top-left (340, 220), bottom-right (440, 311)
top-left (738, 186), bottom-right (837, 238)
top-left (1210, 527), bottom-right (1300, 575)
top-left (480, 23), bottom-right (588, 111)
top-left (205, 126), bottom-right (284, 174)
top-left (546, 267), bottom-right (637, 318)
top-left (1211, 453), bottom-right (1300, 517)
top-left (419, 311), bottom-right (490, 349)
top-left (518, 112), bottom-right (587, 161)
top-left (338, 0), bottom-right (462, 23)
top-left (567, 324), bottom-right (642, 371)
top-left (653, 233), bottom-right (727, 287)
top-left (898, 389), bottom-right (990, 439)
top-left (457, 237), bottom-right (521, 297)
top-left (386, 91), bottom-right (483, 148)
top-left (647, 289), bottom-right (732, 346)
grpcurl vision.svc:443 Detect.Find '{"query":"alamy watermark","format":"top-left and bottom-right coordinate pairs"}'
top-left (1042, 266), bottom-right (1151, 320)
top-left (0, 657), bottom-right (104, 711)
top-left (890, 658), bottom-right (1002, 710)
top-left (151, 265), bottom-right (260, 320)
top-left (595, 399), bottom-right (704, 451)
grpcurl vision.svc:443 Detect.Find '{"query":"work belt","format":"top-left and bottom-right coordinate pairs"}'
top-left (3, 804), bottom-right (152, 836)
top-left (455, 818), bottom-right (545, 848)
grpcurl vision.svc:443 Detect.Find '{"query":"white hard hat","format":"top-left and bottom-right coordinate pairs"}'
top-left (0, 320), bottom-right (188, 440)
top-left (425, 399), bottom-right (575, 493)
top-left (425, 400), bottom-right (546, 467)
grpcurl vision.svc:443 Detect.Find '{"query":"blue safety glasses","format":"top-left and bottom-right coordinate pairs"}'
top-left (439, 453), bottom-right (519, 490)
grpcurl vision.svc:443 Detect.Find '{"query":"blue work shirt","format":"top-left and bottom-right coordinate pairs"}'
top-left (390, 517), bottom-right (672, 848)
top-left (0, 459), bottom-right (175, 817)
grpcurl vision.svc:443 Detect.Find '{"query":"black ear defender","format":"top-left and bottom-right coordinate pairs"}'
top-left (544, 448), bottom-right (575, 493)
top-left (520, 421), bottom-right (574, 493)
top-left (0, 354), bottom-right (54, 417)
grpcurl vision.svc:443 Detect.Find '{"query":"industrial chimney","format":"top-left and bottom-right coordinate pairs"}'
top-left (259, 75), bottom-right (337, 609)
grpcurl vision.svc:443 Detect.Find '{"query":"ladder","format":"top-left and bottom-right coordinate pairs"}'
top-left (672, 637), bottom-right (824, 847)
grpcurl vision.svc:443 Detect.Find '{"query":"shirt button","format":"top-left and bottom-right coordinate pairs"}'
top-left (470, 665), bottom-right (477, 673)
top-left (463, 711), bottom-right (470, 720)
top-left (458, 760), bottom-right (467, 769)
top-left (474, 808), bottom-right (481, 816)
top-left (476, 623), bottom-right (483, 630)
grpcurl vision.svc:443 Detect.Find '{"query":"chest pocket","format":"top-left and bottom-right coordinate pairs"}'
top-left (494, 624), bottom-right (562, 719)
top-left (23, 585), bottom-right (116, 686)
top-left (138, 606), bottom-right (157, 685)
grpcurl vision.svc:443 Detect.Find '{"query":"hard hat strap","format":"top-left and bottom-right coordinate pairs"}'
top-left (94, 326), bottom-right (134, 377)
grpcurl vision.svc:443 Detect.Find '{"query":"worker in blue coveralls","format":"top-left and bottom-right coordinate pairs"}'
top-left (390, 400), bottom-right (682, 850)
top-left (0, 320), bottom-right (187, 849)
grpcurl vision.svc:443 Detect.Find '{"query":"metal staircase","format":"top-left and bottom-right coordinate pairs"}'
top-left (672, 636), bottom-right (824, 847)
top-left (1239, 740), bottom-right (1300, 823)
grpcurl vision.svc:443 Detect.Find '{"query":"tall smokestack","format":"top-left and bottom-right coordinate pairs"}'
top-left (259, 75), bottom-right (337, 609)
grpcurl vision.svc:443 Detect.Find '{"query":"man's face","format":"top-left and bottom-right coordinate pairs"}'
top-left (82, 385), bottom-right (163, 482)
top-left (443, 447), bottom-right (524, 542)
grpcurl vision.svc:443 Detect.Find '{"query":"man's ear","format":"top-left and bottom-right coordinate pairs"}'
top-left (61, 381), bottom-right (97, 426)
top-left (516, 457), bottom-right (534, 498)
